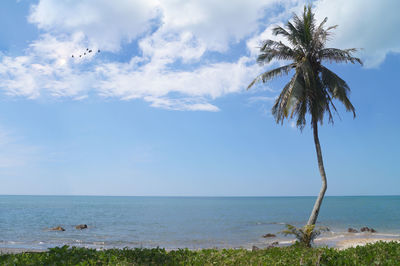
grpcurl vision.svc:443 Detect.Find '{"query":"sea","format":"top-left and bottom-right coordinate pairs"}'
top-left (1, 195), bottom-right (399, 251)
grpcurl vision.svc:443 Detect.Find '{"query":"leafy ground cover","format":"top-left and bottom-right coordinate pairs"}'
top-left (1, 241), bottom-right (400, 265)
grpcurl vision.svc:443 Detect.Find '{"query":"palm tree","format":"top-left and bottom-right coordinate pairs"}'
top-left (248, 5), bottom-right (362, 226)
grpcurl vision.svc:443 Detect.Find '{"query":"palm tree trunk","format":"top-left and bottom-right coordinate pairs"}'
top-left (307, 120), bottom-right (328, 226)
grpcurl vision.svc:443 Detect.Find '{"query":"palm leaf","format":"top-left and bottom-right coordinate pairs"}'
top-left (319, 48), bottom-right (362, 65)
top-left (247, 63), bottom-right (295, 89)
top-left (320, 66), bottom-right (356, 117)
top-left (257, 47), bottom-right (296, 64)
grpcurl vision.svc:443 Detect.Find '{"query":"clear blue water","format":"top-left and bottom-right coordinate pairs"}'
top-left (0, 195), bottom-right (399, 250)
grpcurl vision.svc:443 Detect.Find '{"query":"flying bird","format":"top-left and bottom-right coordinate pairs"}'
top-left (71, 48), bottom-right (100, 60)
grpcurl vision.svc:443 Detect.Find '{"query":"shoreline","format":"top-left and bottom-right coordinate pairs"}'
top-left (2, 235), bottom-right (400, 254)
top-left (0, 248), bottom-right (43, 254)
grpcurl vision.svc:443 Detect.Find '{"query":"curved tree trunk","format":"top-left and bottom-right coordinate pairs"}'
top-left (307, 120), bottom-right (328, 226)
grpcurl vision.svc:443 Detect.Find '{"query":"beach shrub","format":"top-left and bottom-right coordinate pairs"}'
top-left (1, 241), bottom-right (400, 265)
top-left (280, 224), bottom-right (328, 247)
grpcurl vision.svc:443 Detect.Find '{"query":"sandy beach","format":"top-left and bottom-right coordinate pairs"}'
top-left (335, 238), bottom-right (400, 250)
top-left (313, 232), bottom-right (400, 250)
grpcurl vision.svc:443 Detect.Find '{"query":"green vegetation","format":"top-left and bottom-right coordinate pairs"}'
top-left (248, 5), bottom-right (362, 228)
top-left (280, 224), bottom-right (328, 247)
top-left (2, 242), bottom-right (400, 265)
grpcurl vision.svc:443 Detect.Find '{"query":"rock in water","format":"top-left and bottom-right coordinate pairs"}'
top-left (262, 233), bottom-right (276, 238)
top-left (50, 226), bottom-right (65, 231)
top-left (319, 226), bottom-right (330, 232)
top-left (360, 226), bottom-right (377, 232)
top-left (348, 228), bottom-right (358, 233)
top-left (75, 224), bottom-right (88, 230)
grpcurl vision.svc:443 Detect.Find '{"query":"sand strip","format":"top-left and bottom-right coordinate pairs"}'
top-left (336, 238), bottom-right (400, 250)
top-left (0, 248), bottom-right (43, 254)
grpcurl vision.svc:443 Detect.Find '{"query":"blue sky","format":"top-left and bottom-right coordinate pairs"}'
top-left (0, 0), bottom-right (399, 196)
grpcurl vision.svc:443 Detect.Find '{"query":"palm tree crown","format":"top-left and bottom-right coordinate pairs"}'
top-left (248, 5), bottom-right (362, 129)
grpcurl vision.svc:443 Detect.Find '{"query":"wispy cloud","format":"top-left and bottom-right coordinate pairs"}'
top-left (0, 126), bottom-right (42, 168)
top-left (247, 96), bottom-right (276, 104)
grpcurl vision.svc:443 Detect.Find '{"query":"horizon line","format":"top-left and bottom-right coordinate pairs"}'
top-left (1, 194), bottom-right (399, 197)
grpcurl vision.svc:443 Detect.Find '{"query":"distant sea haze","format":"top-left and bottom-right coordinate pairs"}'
top-left (1, 195), bottom-right (399, 250)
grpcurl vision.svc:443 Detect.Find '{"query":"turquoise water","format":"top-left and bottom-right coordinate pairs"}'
top-left (0, 196), bottom-right (399, 250)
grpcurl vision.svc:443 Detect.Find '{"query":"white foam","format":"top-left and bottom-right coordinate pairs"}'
top-left (278, 240), bottom-right (295, 244)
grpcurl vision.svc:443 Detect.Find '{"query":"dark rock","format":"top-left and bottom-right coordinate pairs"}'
top-left (360, 227), bottom-right (377, 232)
top-left (348, 228), bottom-right (358, 233)
top-left (262, 233), bottom-right (276, 238)
top-left (50, 226), bottom-right (65, 231)
top-left (320, 226), bottom-right (330, 232)
top-left (252, 245), bottom-right (259, 251)
top-left (75, 224), bottom-right (88, 230)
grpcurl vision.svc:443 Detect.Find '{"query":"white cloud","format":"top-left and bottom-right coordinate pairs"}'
top-left (1, 0), bottom-right (399, 111)
top-left (138, 31), bottom-right (207, 64)
top-left (157, 0), bottom-right (283, 52)
top-left (28, 0), bottom-right (280, 53)
top-left (2, 0), bottom-right (282, 110)
top-left (29, 0), bottom-right (159, 52)
top-left (0, 33), bottom-right (96, 99)
top-left (95, 56), bottom-right (260, 110)
top-left (313, 0), bottom-right (400, 67)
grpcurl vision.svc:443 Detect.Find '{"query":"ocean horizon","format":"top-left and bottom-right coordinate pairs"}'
top-left (2, 194), bottom-right (399, 197)
top-left (1, 195), bottom-right (399, 251)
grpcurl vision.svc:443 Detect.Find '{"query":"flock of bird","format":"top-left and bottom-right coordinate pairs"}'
top-left (71, 48), bottom-right (100, 58)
